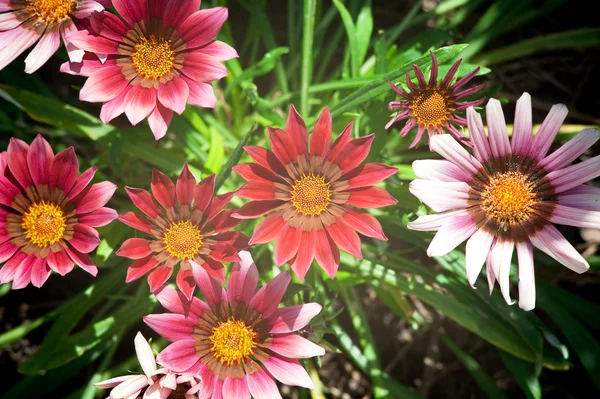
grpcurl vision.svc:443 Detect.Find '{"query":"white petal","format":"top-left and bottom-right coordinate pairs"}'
top-left (529, 225), bottom-right (589, 273)
top-left (409, 179), bottom-right (470, 212)
top-left (485, 99), bottom-right (511, 159)
top-left (134, 332), bottom-right (157, 379)
top-left (427, 215), bottom-right (477, 257)
top-left (516, 241), bottom-right (535, 311)
top-left (465, 228), bottom-right (495, 287)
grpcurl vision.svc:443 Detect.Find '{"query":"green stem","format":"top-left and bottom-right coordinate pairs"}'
top-left (300, 0), bottom-right (317, 115)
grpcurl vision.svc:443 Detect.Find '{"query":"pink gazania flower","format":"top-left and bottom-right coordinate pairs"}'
top-left (60, 0), bottom-right (237, 140)
top-left (0, 0), bottom-right (111, 73)
top-left (0, 135), bottom-right (117, 289)
top-left (408, 93), bottom-right (600, 310)
top-left (95, 331), bottom-right (202, 399)
top-left (232, 106), bottom-right (398, 279)
top-left (116, 164), bottom-right (248, 299)
top-left (386, 52), bottom-right (485, 149)
top-left (144, 251), bottom-right (325, 399)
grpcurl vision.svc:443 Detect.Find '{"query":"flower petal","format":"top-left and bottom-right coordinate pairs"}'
top-left (429, 134), bottom-right (482, 176)
top-left (249, 271), bottom-right (291, 319)
top-left (412, 159), bottom-right (470, 182)
top-left (510, 93), bottom-right (533, 155)
top-left (155, 339), bottom-right (198, 372)
top-left (147, 266), bottom-right (174, 292)
top-left (465, 228), bottom-right (494, 287)
top-left (143, 314), bottom-right (196, 342)
top-left (426, 214), bottom-right (477, 257)
top-left (516, 241), bottom-right (535, 311)
top-left (246, 369), bottom-right (282, 399)
top-left (409, 179), bottom-right (470, 212)
top-left (117, 238), bottom-right (154, 259)
top-left (134, 332), bottom-right (157, 378)
top-left (228, 251), bottom-right (259, 306)
top-left (529, 224), bottom-right (589, 273)
top-left (249, 213), bottom-right (286, 245)
top-left (268, 303), bottom-right (322, 334)
top-left (310, 107), bottom-right (332, 157)
top-left (540, 128), bottom-right (599, 171)
top-left (262, 355), bottom-right (314, 389)
top-left (530, 103), bottom-right (568, 160)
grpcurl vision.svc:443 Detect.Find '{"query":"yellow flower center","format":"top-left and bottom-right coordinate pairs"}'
top-left (162, 221), bottom-right (203, 260)
top-left (411, 88), bottom-right (450, 128)
top-left (131, 35), bottom-right (176, 80)
top-left (290, 173), bottom-right (331, 216)
top-left (209, 318), bottom-right (257, 366)
top-left (26, 0), bottom-right (75, 24)
top-left (481, 171), bottom-right (537, 227)
top-left (21, 201), bottom-right (67, 248)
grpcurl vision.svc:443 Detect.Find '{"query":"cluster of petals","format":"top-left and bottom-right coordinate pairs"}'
top-left (0, 0), bottom-right (111, 73)
top-left (61, 0), bottom-right (237, 140)
top-left (233, 105), bottom-right (398, 279)
top-left (387, 52), bottom-right (485, 149)
top-left (144, 251), bottom-right (325, 399)
top-left (0, 135), bottom-right (116, 288)
top-left (95, 332), bottom-right (201, 399)
top-left (116, 164), bottom-right (248, 299)
top-left (408, 93), bottom-right (599, 310)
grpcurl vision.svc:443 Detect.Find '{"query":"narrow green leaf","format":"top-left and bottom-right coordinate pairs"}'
top-left (0, 84), bottom-right (115, 140)
top-left (474, 28), bottom-right (600, 65)
top-left (300, 0), bottom-right (317, 115)
top-left (214, 123), bottom-right (258, 191)
top-left (205, 128), bottom-right (225, 173)
top-left (500, 351), bottom-right (542, 399)
top-left (442, 336), bottom-right (510, 399)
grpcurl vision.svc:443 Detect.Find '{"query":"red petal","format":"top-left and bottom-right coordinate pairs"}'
top-left (78, 207), bottom-right (118, 227)
top-left (346, 186), bottom-right (397, 208)
top-left (330, 134), bottom-right (375, 174)
top-left (342, 209), bottom-right (386, 240)
top-left (191, 260), bottom-right (226, 307)
top-left (326, 122), bottom-right (353, 161)
top-left (125, 256), bottom-right (160, 282)
top-left (65, 247), bottom-right (97, 276)
top-left (274, 224), bottom-right (302, 266)
top-left (125, 187), bottom-right (162, 219)
top-left (151, 168), bottom-right (176, 210)
top-left (232, 163), bottom-right (281, 184)
top-left (236, 182), bottom-right (276, 200)
top-left (249, 213), bottom-right (286, 245)
top-left (69, 224), bottom-right (101, 253)
top-left (344, 163), bottom-right (398, 189)
top-left (286, 104), bottom-right (308, 158)
top-left (27, 135), bottom-right (53, 186)
top-left (232, 200), bottom-right (283, 219)
top-left (7, 137), bottom-right (32, 189)
top-left (324, 220), bottom-right (362, 259)
top-left (268, 127), bottom-right (295, 165)
top-left (116, 238), bottom-right (154, 259)
top-left (310, 107), bottom-right (332, 156)
top-left (244, 146), bottom-right (285, 174)
top-left (49, 147), bottom-right (79, 193)
top-left (68, 167), bottom-right (97, 200)
top-left (249, 271), bottom-right (291, 318)
top-left (193, 174), bottom-right (215, 213)
top-left (73, 181), bottom-right (117, 215)
top-left (47, 250), bottom-right (75, 276)
top-left (291, 230), bottom-right (316, 280)
top-left (147, 265), bottom-right (173, 292)
top-left (208, 208), bottom-right (241, 233)
top-left (207, 192), bottom-right (234, 220)
top-left (314, 229), bottom-right (340, 278)
top-left (176, 268), bottom-right (196, 300)
top-left (176, 163), bottom-right (196, 206)
top-left (119, 211), bottom-right (154, 234)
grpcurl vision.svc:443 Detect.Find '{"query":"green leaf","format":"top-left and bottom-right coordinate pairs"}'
top-left (300, 0), bottom-right (317, 115)
top-left (18, 263), bottom-right (126, 374)
top-left (500, 351), bottom-right (542, 399)
top-left (214, 123), bottom-right (258, 192)
top-left (0, 84), bottom-right (115, 140)
top-left (333, 0), bottom-right (373, 77)
top-left (474, 28), bottom-right (600, 65)
top-left (442, 336), bottom-right (510, 399)
top-left (205, 128), bottom-right (225, 173)
top-left (537, 284), bottom-right (600, 390)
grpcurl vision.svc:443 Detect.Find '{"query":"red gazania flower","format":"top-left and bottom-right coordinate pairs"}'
top-left (0, 135), bottom-right (117, 289)
top-left (116, 164), bottom-right (248, 299)
top-left (144, 251), bottom-right (325, 399)
top-left (232, 106), bottom-right (398, 279)
top-left (61, 0), bottom-right (237, 140)
top-left (386, 52), bottom-right (485, 149)
top-left (0, 0), bottom-right (111, 73)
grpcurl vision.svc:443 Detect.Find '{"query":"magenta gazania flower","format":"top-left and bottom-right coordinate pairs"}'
top-left (232, 106), bottom-right (398, 279)
top-left (144, 251), bottom-right (325, 399)
top-left (94, 332), bottom-right (201, 399)
top-left (386, 52), bottom-right (485, 149)
top-left (0, 135), bottom-right (117, 289)
top-left (116, 164), bottom-right (248, 299)
top-left (408, 93), bottom-right (600, 310)
top-left (0, 0), bottom-right (110, 73)
top-left (60, 0), bottom-right (237, 140)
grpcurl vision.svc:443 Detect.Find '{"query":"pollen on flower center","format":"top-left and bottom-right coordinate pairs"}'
top-left (163, 220), bottom-right (203, 260)
top-left (290, 173), bottom-right (331, 216)
top-left (411, 88), bottom-right (449, 127)
top-left (21, 200), bottom-right (67, 248)
top-left (209, 318), bottom-right (257, 366)
top-left (481, 171), bottom-right (537, 226)
top-left (131, 35), bottom-right (176, 80)
top-left (26, 0), bottom-right (76, 24)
